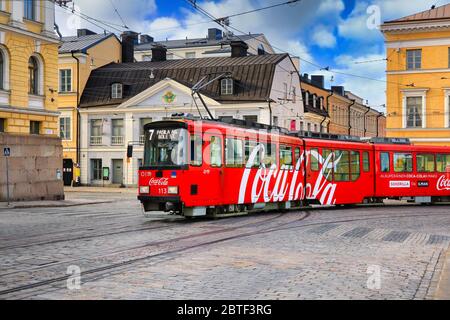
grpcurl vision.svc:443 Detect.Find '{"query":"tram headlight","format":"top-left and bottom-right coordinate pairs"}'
top-left (139, 186), bottom-right (150, 194)
top-left (168, 186), bottom-right (178, 194)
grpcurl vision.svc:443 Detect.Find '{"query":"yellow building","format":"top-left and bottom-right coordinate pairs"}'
top-left (0, 0), bottom-right (60, 135)
top-left (381, 4), bottom-right (450, 146)
top-left (57, 29), bottom-right (121, 184)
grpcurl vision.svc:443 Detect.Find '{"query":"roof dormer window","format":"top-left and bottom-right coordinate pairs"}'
top-left (111, 83), bottom-right (123, 99)
top-left (221, 78), bottom-right (233, 95)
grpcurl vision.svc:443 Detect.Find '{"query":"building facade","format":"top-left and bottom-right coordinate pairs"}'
top-left (134, 28), bottom-right (275, 61)
top-left (381, 4), bottom-right (450, 146)
top-left (0, 0), bottom-right (59, 135)
top-left (58, 28), bottom-right (122, 185)
top-left (78, 47), bottom-right (303, 186)
top-left (0, 0), bottom-right (64, 201)
top-left (300, 74), bottom-right (330, 133)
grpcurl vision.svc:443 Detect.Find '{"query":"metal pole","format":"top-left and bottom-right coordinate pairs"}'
top-left (5, 152), bottom-right (10, 206)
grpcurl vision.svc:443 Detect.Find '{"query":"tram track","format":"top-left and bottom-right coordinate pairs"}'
top-left (1, 205), bottom-right (449, 298)
top-left (0, 211), bottom-right (306, 297)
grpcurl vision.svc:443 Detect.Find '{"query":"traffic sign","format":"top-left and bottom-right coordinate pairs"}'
top-left (3, 147), bottom-right (10, 157)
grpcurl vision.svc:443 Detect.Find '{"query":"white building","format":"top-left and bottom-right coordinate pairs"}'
top-left (78, 44), bottom-right (303, 186)
top-left (134, 28), bottom-right (275, 61)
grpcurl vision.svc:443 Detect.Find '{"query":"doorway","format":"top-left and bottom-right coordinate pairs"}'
top-left (63, 158), bottom-right (73, 186)
top-left (112, 159), bottom-right (123, 185)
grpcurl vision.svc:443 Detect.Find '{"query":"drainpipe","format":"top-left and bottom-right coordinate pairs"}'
top-left (323, 91), bottom-right (334, 133)
top-left (71, 51), bottom-right (81, 166)
top-left (363, 106), bottom-right (371, 137)
top-left (376, 112), bottom-right (383, 137)
top-left (267, 99), bottom-right (273, 126)
top-left (348, 99), bottom-right (355, 135)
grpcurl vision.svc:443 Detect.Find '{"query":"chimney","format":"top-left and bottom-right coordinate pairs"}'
top-left (230, 40), bottom-right (248, 58)
top-left (140, 34), bottom-right (154, 44)
top-left (208, 28), bottom-right (223, 41)
top-left (151, 45), bottom-right (167, 62)
top-left (121, 31), bottom-right (139, 63)
top-left (331, 86), bottom-right (345, 96)
top-left (311, 75), bottom-right (325, 88)
top-left (302, 73), bottom-right (309, 82)
top-left (77, 29), bottom-right (96, 37)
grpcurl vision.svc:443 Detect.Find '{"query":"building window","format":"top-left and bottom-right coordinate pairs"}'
top-left (406, 49), bottom-right (421, 70)
top-left (273, 116), bottom-right (278, 126)
top-left (243, 115), bottom-right (257, 123)
top-left (59, 117), bottom-right (71, 140)
top-left (28, 56), bottom-right (39, 95)
top-left (111, 119), bottom-right (124, 145)
top-left (0, 118), bottom-right (5, 133)
top-left (59, 69), bottom-right (72, 92)
top-left (142, 55), bottom-right (152, 61)
top-left (30, 121), bottom-right (40, 135)
top-left (307, 123), bottom-right (311, 132)
top-left (90, 119), bottom-right (103, 145)
top-left (91, 159), bottom-right (102, 181)
top-left (24, 0), bottom-right (36, 21)
top-left (292, 87), bottom-right (296, 103)
top-left (185, 52), bottom-right (196, 59)
top-left (221, 78), bottom-right (233, 95)
top-left (111, 83), bottom-right (123, 99)
top-left (406, 96), bottom-right (422, 128)
top-left (139, 117), bottom-right (152, 144)
top-left (283, 83), bottom-right (288, 100)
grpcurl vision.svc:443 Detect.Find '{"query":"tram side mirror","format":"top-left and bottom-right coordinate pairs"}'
top-left (127, 145), bottom-right (133, 158)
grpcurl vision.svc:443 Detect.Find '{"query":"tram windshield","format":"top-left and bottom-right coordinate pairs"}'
top-left (143, 128), bottom-right (187, 167)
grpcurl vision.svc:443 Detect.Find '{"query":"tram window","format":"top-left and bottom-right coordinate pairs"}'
top-left (225, 138), bottom-right (243, 167)
top-left (380, 152), bottom-right (390, 172)
top-left (393, 153), bottom-right (413, 173)
top-left (294, 147), bottom-right (301, 164)
top-left (190, 134), bottom-right (202, 166)
top-left (280, 145), bottom-right (293, 167)
top-left (263, 143), bottom-right (277, 167)
top-left (310, 148), bottom-right (319, 171)
top-left (416, 154), bottom-right (435, 172)
top-left (351, 151), bottom-right (360, 181)
top-left (244, 140), bottom-right (260, 168)
top-left (334, 150), bottom-right (350, 181)
top-left (322, 149), bottom-right (333, 181)
top-left (363, 152), bottom-right (370, 172)
top-left (437, 154), bottom-right (450, 172)
top-left (210, 136), bottom-right (222, 167)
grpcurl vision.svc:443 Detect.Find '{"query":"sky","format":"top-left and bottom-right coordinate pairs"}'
top-left (55, 0), bottom-right (449, 111)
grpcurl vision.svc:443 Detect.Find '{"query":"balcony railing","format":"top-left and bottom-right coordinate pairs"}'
top-left (90, 136), bottom-right (102, 145)
top-left (139, 135), bottom-right (145, 145)
top-left (111, 136), bottom-right (124, 145)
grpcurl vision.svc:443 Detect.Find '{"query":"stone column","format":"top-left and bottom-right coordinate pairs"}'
top-left (42, 0), bottom-right (57, 38)
top-left (10, 0), bottom-right (25, 29)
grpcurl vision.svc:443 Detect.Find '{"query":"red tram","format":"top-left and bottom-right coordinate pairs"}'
top-left (137, 116), bottom-right (450, 217)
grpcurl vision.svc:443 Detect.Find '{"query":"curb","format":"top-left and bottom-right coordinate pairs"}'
top-left (0, 200), bottom-right (114, 210)
top-left (434, 247), bottom-right (450, 300)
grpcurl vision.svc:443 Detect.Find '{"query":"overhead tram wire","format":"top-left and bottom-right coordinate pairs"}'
top-left (184, 0), bottom-right (419, 88)
top-left (109, 0), bottom-right (129, 29)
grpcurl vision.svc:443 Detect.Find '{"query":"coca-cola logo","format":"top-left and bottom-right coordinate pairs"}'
top-left (238, 145), bottom-right (338, 206)
top-left (437, 175), bottom-right (450, 191)
top-left (149, 177), bottom-right (169, 186)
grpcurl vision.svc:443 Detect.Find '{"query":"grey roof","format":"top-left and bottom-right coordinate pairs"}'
top-left (135, 34), bottom-right (263, 51)
top-left (59, 33), bottom-right (118, 54)
top-left (80, 53), bottom-right (290, 107)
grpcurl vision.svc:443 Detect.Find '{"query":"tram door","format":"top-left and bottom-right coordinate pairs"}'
top-left (63, 159), bottom-right (73, 186)
top-left (203, 134), bottom-right (223, 205)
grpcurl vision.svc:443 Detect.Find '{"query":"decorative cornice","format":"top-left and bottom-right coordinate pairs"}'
top-left (381, 19), bottom-right (450, 34)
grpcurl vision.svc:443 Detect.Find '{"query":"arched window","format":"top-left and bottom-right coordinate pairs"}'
top-left (0, 51), bottom-right (3, 90)
top-left (29, 57), bottom-right (38, 95)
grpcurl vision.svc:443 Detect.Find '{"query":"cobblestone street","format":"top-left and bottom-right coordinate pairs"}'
top-left (0, 192), bottom-right (449, 300)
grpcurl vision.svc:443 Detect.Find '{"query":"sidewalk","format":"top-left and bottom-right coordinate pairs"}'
top-left (64, 186), bottom-right (137, 194)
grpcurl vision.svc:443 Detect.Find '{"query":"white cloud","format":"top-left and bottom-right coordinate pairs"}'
top-left (312, 26), bottom-right (336, 48)
top-left (55, 0), bottom-right (157, 36)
